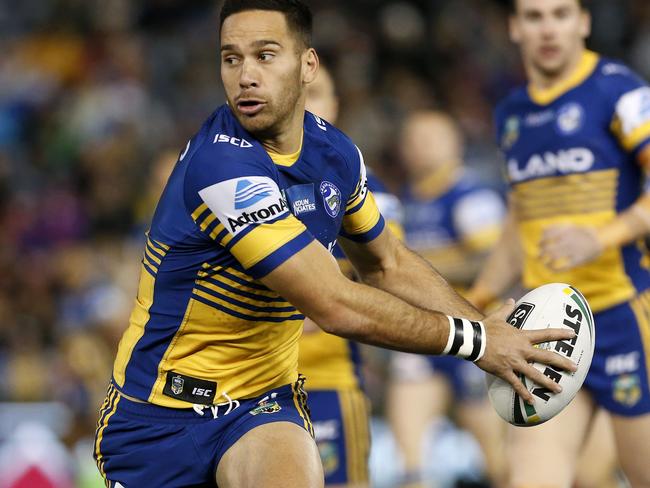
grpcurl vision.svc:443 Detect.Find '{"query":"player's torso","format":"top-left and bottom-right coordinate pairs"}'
top-left (498, 55), bottom-right (650, 312)
top-left (113, 109), bottom-right (360, 407)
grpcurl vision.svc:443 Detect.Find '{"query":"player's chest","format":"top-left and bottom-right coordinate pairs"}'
top-left (277, 161), bottom-right (354, 246)
top-left (501, 98), bottom-right (619, 184)
top-left (403, 199), bottom-right (457, 247)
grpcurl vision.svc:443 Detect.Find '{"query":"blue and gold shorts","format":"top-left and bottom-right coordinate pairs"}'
top-left (94, 378), bottom-right (313, 487)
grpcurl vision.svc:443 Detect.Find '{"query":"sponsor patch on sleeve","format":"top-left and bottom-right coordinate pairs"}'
top-left (199, 176), bottom-right (289, 235)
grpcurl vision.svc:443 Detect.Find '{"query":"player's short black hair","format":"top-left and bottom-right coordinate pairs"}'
top-left (507, 0), bottom-right (589, 13)
top-left (219, 0), bottom-right (313, 48)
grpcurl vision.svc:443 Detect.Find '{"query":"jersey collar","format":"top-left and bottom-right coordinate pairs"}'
top-left (527, 50), bottom-right (600, 106)
top-left (266, 132), bottom-right (304, 167)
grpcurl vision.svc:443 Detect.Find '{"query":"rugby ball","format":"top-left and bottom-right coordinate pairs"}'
top-left (486, 283), bottom-right (595, 427)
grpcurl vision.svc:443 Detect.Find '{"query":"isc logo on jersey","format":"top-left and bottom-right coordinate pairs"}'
top-left (507, 147), bottom-right (595, 182)
top-left (199, 176), bottom-right (289, 235)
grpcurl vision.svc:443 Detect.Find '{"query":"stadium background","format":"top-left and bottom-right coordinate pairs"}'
top-left (1, 0), bottom-right (649, 486)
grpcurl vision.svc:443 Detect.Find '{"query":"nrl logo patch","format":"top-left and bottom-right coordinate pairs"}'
top-left (249, 401), bottom-right (282, 416)
top-left (171, 375), bottom-right (184, 395)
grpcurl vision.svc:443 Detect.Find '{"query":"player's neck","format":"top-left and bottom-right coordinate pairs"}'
top-left (259, 106), bottom-right (305, 155)
top-left (526, 48), bottom-right (587, 91)
top-left (411, 162), bottom-right (461, 199)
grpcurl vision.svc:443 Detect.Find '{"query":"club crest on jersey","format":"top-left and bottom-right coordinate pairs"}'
top-left (320, 181), bottom-right (342, 218)
top-left (556, 103), bottom-right (584, 135)
top-left (171, 375), bottom-right (184, 395)
top-left (235, 180), bottom-right (273, 209)
top-left (250, 400), bottom-right (282, 416)
top-left (502, 116), bottom-right (520, 149)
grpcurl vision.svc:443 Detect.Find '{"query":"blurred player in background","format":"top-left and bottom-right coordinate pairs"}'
top-left (302, 64), bottom-right (404, 488)
top-left (468, 0), bottom-right (650, 486)
top-left (388, 111), bottom-right (507, 488)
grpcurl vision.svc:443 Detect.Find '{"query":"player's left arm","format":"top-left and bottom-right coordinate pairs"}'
top-left (340, 226), bottom-right (480, 319)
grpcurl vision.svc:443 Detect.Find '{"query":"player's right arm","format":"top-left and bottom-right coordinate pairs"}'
top-left (466, 203), bottom-right (523, 310)
top-left (260, 230), bottom-right (575, 405)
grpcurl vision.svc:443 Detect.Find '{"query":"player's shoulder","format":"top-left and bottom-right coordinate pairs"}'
top-left (591, 55), bottom-right (648, 98)
top-left (184, 105), bottom-right (275, 182)
top-left (495, 85), bottom-right (529, 116)
top-left (304, 111), bottom-right (361, 171)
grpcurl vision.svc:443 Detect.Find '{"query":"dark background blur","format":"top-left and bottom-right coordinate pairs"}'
top-left (1, 0), bottom-right (649, 486)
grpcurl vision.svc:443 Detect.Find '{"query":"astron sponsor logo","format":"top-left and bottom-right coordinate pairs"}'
top-left (508, 148), bottom-right (594, 182)
top-left (228, 198), bottom-right (288, 232)
top-left (213, 133), bottom-right (253, 148)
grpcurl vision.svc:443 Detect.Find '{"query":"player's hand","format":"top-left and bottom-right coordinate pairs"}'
top-left (476, 299), bottom-right (578, 405)
top-left (539, 224), bottom-right (603, 272)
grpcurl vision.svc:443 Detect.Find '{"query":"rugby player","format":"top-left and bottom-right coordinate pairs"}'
top-left (94, 1), bottom-right (577, 487)
top-left (388, 111), bottom-right (507, 487)
top-left (468, 0), bottom-right (650, 486)
top-left (301, 64), bottom-right (405, 487)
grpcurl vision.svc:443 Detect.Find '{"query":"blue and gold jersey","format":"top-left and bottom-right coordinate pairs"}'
top-left (299, 173), bottom-right (404, 391)
top-left (113, 106), bottom-right (385, 408)
top-left (496, 50), bottom-right (650, 312)
top-left (402, 171), bottom-right (505, 288)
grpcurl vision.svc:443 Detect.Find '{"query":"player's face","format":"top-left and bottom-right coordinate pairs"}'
top-left (220, 10), bottom-right (318, 137)
top-left (510, 0), bottom-right (590, 79)
top-left (305, 68), bottom-right (339, 124)
top-left (400, 115), bottom-right (461, 178)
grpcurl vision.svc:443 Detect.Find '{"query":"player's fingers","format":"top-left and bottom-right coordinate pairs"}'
top-left (517, 362), bottom-right (563, 394)
top-left (502, 370), bottom-right (535, 405)
top-left (526, 327), bottom-right (576, 345)
top-left (528, 348), bottom-right (577, 373)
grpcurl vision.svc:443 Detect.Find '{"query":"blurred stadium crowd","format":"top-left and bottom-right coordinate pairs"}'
top-left (1, 0), bottom-right (650, 486)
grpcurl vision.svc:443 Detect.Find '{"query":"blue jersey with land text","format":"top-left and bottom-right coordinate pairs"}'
top-left (495, 50), bottom-right (650, 312)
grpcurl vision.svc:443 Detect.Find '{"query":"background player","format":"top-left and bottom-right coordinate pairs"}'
top-left (468, 0), bottom-right (650, 486)
top-left (387, 110), bottom-right (507, 487)
top-left (94, 1), bottom-right (577, 487)
top-left (301, 64), bottom-right (404, 488)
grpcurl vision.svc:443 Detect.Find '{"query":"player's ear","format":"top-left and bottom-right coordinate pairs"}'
top-left (302, 48), bottom-right (319, 85)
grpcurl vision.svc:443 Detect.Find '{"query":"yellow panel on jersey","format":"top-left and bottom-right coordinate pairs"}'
top-left (631, 291), bottom-right (650, 387)
top-left (230, 215), bottom-right (309, 269)
top-left (340, 388), bottom-right (371, 483)
top-left (617, 120), bottom-right (650, 152)
top-left (299, 331), bottom-right (360, 390)
top-left (147, 266), bottom-right (304, 407)
top-left (113, 237), bottom-right (169, 387)
top-left (528, 51), bottom-right (599, 105)
top-left (267, 134), bottom-right (303, 167)
top-left (514, 172), bottom-right (635, 312)
top-left (461, 225), bottom-right (502, 252)
top-left (342, 191), bottom-right (382, 236)
top-left (387, 219), bottom-right (405, 241)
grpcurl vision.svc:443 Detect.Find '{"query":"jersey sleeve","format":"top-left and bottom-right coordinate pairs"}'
top-left (452, 189), bottom-right (505, 252)
top-left (339, 147), bottom-right (386, 243)
top-left (184, 146), bottom-right (313, 278)
top-left (604, 64), bottom-right (650, 155)
top-left (368, 174), bottom-right (405, 241)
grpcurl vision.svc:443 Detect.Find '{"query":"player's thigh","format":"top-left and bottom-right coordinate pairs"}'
top-left (216, 421), bottom-right (324, 488)
top-left (456, 399), bottom-right (507, 482)
top-left (308, 389), bottom-right (370, 488)
top-left (574, 409), bottom-right (619, 488)
top-left (611, 412), bottom-right (650, 488)
top-left (507, 390), bottom-right (595, 488)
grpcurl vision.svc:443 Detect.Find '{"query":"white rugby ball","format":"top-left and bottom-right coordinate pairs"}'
top-left (487, 283), bottom-right (595, 427)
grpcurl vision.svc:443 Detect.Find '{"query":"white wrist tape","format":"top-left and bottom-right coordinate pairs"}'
top-left (442, 316), bottom-right (486, 362)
